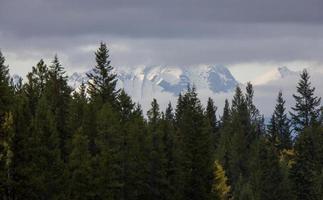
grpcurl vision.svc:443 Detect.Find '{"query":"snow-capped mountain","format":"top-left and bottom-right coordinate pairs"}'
top-left (252, 66), bottom-right (298, 85)
top-left (68, 65), bottom-right (238, 97)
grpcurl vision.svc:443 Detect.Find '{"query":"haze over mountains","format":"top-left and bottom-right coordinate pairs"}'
top-left (12, 64), bottom-right (322, 116)
top-left (67, 65), bottom-right (303, 114)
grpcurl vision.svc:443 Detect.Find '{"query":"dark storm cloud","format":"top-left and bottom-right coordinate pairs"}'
top-left (1, 0), bottom-right (323, 38)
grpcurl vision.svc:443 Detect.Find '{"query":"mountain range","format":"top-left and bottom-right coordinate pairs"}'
top-left (12, 65), bottom-right (299, 113)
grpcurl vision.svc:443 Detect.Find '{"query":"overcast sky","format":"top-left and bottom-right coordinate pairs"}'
top-left (1, 0), bottom-right (323, 82)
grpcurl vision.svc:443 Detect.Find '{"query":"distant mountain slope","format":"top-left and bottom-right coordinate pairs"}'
top-left (68, 65), bottom-right (239, 99)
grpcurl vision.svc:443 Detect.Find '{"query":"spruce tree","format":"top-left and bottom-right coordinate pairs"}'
top-left (177, 87), bottom-right (213, 200)
top-left (220, 99), bottom-right (231, 127)
top-left (291, 69), bottom-right (321, 132)
top-left (290, 126), bottom-right (323, 200)
top-left (161, 102), bottom-right (179, 200)
top-left (46, 56), bottom-right (72, 162)
top-left (68, 82), bottom-right (87, 133)
top-left (0, 51), bottom-right (12, 116)
top-left (227, 86), bottom-right (253, 192)
top-left (147, 99), bottom-right (168, 200)
top-left (0, 51), bottom-right (13, 198)
top-left (118, 89), bottom-right (135, 123)
top-left (267, 91), bottom-right (292, 151)
top-left (87, 42), bottom-right (119, 105)
top-left (206, 97), bottom-right (219, 149)
top-left (245, 82), bottom-right (260, 124)
top-left (24, 59), bottom-right (48, 116)
top-left (216, 99), bottom-right (231, 179)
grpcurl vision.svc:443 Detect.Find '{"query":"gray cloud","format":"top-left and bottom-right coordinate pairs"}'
top-left (1, 0), bottom-right (323, 79)
top-left (1, 0), bottom-right (323, 38)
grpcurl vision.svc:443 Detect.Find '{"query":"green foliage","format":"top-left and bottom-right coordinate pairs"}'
top-left (291, 69), bottom-right (321, 132)
top-left (87, 42), bottom-right (119, 105)
top-left (68, 128), bottom-right (93, 199)
top-left (290, 126), bottom-right (323, 200)
top-left (212, 161), bottom-right (231, 200)
top-left (176, 87), bottom-right (214, 200)
top-left (267, 91), bottom-right (292, 151)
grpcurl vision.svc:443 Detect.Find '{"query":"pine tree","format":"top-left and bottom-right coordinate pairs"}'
top-left (0, 51), bottom-right (12, 116)
top-left (0, 51), bottom-right (13, 198)
top-left (290, 126), bottom-right (323, 200)
top-left (220, 99), bottom-right (231, 127)
top-left (117, 89), bottom-right (135, 123)
top-left (245, 82), bottom-right (264, 137)
top-left (227, 86), bottom-right (253, 192)
top-left (87, 42), bottom-right (119, 105)
top-left (267, 91), bottom-right (292, 151)
top-left (177, 87), bottom-right (214, 200)
top-left (161, 102), bottom-right (179, 200)
top-left (216, 99), bottom-right (231, 179)
top-left (245, 82), bottom-right (260, 124)
top-left (206, 97), bottom-right (219, 149)
top-left (147, 99), bottom-right (168, 200)
top-left (291, 69), bottom-right (321, 132)
top-left (68, 82), bottom-right (87, 133)
top-left (24, 59), bottom-right (48, 116)
top-left (46, 56), bottom-right (72, 162)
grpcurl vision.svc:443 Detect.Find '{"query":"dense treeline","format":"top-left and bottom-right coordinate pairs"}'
top-left (0, 43), bottom-right (322, 200)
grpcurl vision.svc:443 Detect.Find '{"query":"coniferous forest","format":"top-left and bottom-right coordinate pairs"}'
top-left (0, 42), bottom-right (323, 200)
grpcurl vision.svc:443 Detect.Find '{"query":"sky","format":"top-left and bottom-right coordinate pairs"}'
top-left (1, 0), bottom-right (323, 83)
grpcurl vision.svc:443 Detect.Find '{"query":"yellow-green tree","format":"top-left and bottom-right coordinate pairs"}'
top-left (212, 161), bottom-right (231, 200)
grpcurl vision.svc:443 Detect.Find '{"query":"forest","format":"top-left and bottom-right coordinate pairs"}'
top-left (0, 43), bottom-right (322, 200)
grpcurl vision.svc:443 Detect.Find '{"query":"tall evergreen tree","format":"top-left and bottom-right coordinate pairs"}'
top-left (147, 99), bottom-right (168, 200)
top-left (267, 91), bottom-right (292, 151)
top-left (46, 56), bottom-right (72, 162)
top-left (177, 87), bottom-right (214, 200)
top-left (24, 59), bottom-right (48, 116)
top-left (0, 51), bottom-right (13, 198)
top-left (0, 51), bottom-right (12, 117)
top-left (227, 86), bottom-right (253, 193)
top-left (87, 42), bottom-right (119, 105)
top-left (216, 99), bottom-right (232, 179)
top-left (291, 69), bottom-right (321, 132)
top-left (220, 99), bottom-right (231, 127)
top-left (245, 82), bottom-right (260, 124)
top-left (290, 126), bottom-right (323, 200)
top-left (206, 97), bottom-right (219, 149)
top-left (161, 102), bottom-right (179, 200)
